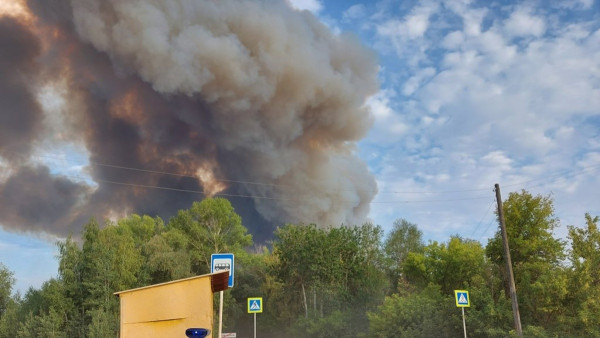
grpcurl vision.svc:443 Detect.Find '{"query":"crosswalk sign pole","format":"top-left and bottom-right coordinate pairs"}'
top-left (248, 297), bottom-right (262, 337)
top-left (462, 307), bottom-right (467, 338)
top-left (454, 290), bottom-right (469, 338)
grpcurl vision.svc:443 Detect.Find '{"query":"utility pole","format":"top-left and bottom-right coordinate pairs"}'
top-left (495, 184), bottom-right (523, 337)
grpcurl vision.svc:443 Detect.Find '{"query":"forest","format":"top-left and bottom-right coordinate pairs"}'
top-left (0, 190), bottom-right (598, 337)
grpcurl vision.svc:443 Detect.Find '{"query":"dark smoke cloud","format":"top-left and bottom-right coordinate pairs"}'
top-left (0, 16), bottom-right (42, 159)
top-left (0, 0), bottom-right (379, 239)
top-left (0, 165), bottom-right (90, 233)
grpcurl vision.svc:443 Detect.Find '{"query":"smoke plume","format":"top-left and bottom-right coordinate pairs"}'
top-left (0, 0), bottom-right (378, 240)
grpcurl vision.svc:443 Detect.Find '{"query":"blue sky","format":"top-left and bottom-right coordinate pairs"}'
top-left (1, 0), bottom-right (599, 294)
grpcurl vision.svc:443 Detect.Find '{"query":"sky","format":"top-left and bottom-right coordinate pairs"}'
top-left (1, 0), bottom-right (599, 294)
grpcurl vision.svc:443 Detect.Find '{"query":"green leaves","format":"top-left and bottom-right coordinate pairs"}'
top-left (404, 237), bottom-right (488, 295)
top-left (368, 285), bottom-right (458, 338)
top-left (0, 193), bottom-right (598, 337)
top-left (168, 197), bottom-right (252, 273)
top-left (270, 223), bottom-right (387, 336)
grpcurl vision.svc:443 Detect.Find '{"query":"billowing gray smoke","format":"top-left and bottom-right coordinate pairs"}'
top-left (0, 0), bottom-right (378, 240)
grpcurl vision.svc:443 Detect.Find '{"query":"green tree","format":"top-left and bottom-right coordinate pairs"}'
top-left (0, 264), bottom-right (17, 337)
top-left (368, 285), bottom-right (459, 338)
top-left (403, 236), bottom-right (487, 295)
top-left (0, 263), bottom-right (14, 316)
top-left (143, 231), bottom-right (192, 283)
top-left (486, 190), bottom-right (567, 329)
top-left (565, 213), bottom-right (600, 336)
top-left (116, 214), bottom-right (165, 285)
top-left (271, 223), bottom-right (387, 337)
top-left (383, 219), bottom-right (424, 292)
top-left (57, 237), bottom-right (85, 337)
top-left (168, 198), bottom-right (252, 274)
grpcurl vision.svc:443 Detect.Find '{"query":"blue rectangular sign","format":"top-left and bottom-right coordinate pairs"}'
top-left (211, 253), bottom-right (234, 287)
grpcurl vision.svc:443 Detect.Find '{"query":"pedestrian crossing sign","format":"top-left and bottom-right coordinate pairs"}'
top-left (248, 297), bottom-right (263, 313)
top-left (454, 290), bottom-right (470, 307)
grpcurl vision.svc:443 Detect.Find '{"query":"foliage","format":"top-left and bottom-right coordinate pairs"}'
top-left (404, 236), bottom-right (488, 295)
top-left (0, 192), bottom-right (598, 337)
top-left (167, 197), bottom-right (252, 274)
top-left (486, 190), bottom-right (567, 330)
top-left (383, 219), bottom-right (424, 292)
top-left (564, 214), bottom-right (600, 336)
top-left (270, 223), bottom-right (387, 337)
top-left (368, 284), bottom-right (459, 338)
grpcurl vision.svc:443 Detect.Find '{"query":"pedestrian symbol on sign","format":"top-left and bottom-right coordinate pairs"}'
top-left (247, 297), bottom-right (263, 313)
top-left (454, 290), bottom-right (470, 307)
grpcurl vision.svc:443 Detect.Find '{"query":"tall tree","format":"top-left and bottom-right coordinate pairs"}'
top-left (383, 219), bottom-right (423, 291)
top-left (0, 264), bottom-right (18, 337)
top-left (368, 285), bottom-right (459, 338)
top-left (486, 190), bottom-right (567, 329)
top-left (403, 236), bottom-right (488, 295)
top-left (270, 223), bottom-right (387, 337)
top-left (0, 263), bottom-right (14, 317)
top-left (565, 213), bottom-right (600, 335)
top-left (168, 197), bottom-right (252, 273)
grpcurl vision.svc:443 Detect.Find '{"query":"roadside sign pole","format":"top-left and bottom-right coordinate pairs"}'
top-left (219, 290), bottom-right (224, 338)
top-left (248, 297), bottom-right (262, 338)
top-left (462, 307), bottom-right (467, 338)
top-left (455, 290), bottom-right (470, 338)
top-left (211, 253), bottom-right (234, 338)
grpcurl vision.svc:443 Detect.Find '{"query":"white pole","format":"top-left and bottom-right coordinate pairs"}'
top-left (254, 312), bottom-right (257, 338)
top-left (219, 290), bottom-right (224, 338)
top-left (462, 307), bottom-right (467, 338)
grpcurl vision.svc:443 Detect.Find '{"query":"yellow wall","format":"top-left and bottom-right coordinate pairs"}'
top-left (116, 275), bottom-right (214, 338)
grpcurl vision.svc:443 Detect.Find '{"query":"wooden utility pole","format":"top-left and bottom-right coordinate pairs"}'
top-left (495, 184), bottom-right (523, 337)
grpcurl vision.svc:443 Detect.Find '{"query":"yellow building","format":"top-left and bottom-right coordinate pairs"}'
top-left (114, 271), bottom-right (229, 338)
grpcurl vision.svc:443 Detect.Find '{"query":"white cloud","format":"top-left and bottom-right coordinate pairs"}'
top-left (374, 1), bottom-right (440, 66)
top-left (365, 90), bottom-right (410, 139)
top-left (343, 4), bottom-right (366, 21)
top-left (367, 91), bottom-right (394, 119)
top-left (443, 1), bottom-right (488, 37)
top-left (504, 8), bottom-right (546, 38)
top-left (286, 0), bottom-right (323, 13)
top-left (377, 2), bottom-right (439, 40)
top-left (363, 1), bottom-right (600, 239)
top-left (402, 67), bottom-right (436, 96)
top-left (481, 151), bottom-right (513, 170)
top-left (442, 31), bottom-right (465, 49)
top-left (556, 0), bottom-right (595, 10)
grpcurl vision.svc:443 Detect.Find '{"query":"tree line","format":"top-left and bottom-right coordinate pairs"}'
top-left (0, 191), bottom-right (598, 337)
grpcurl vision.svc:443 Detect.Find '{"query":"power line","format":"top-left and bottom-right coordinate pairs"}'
top-left (470, 200), bottom-right (495, 239)
top-left (372, 196), bottom-right (491, 203)
top-left (2, 148), bottom-right (599, 199)
top-left (503, 164), bottom-right (600, 189)
top-left (63, 174), bottom-right (304, 202)
top-left (377, 164), bottom-right (600, 195)
top-left (23, 152), bottom-right (283, 189)
top-left (478, 215), bottom-right (498, 242)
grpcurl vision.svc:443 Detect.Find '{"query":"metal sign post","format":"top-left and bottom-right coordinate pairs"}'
top-left (219, 290), bottom-right (224, 338)
top-left (248, 297), bottom-right (263, 338)
top-left (454, 290), bottom-right (470, 338)
top-left (211, 254), bottom-right (234, 338)
top-left (462, 307), bottom-right (467, 338)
